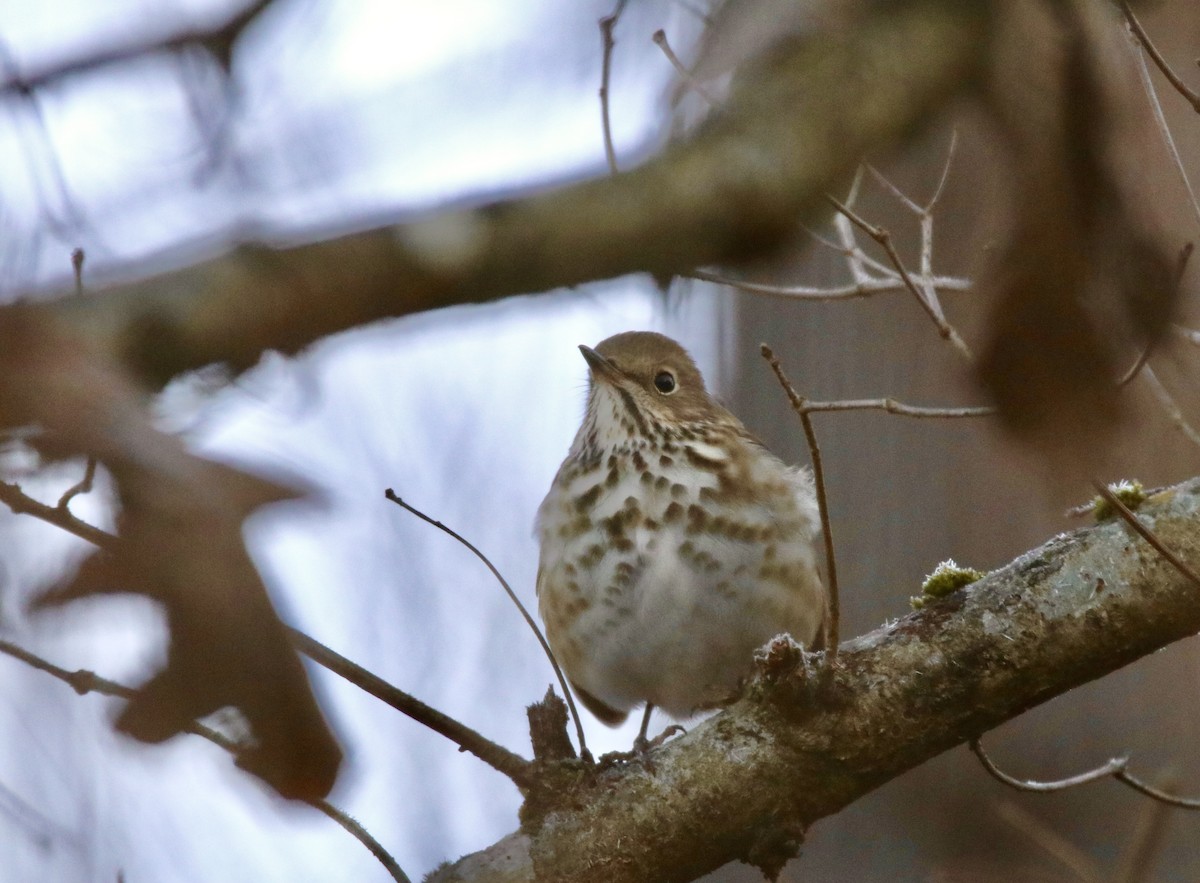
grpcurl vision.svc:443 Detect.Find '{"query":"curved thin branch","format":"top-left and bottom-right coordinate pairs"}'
top-left (384, 489), bottom-right (590, 763)
top-left (1115, 770), bottom-right (1200, 810)
top-left (826, 194), bottom-right (973, 359)
top-left (761, 346), bottom-right (840, 659)
top-left (973, 733), bottom-right (1200, 811)
top-left (970, 737), bottom-right (1129, 792)
top-left (312, 801), bottom-right (413, 883)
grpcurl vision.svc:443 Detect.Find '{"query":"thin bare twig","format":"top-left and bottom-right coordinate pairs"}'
top-left (288, 628), bottom-right (533, 787)
top-left (970, 488), bottom-right (1200, 817)
top-left (0, 638), bottom-right (411, 882)
top-left (314, 802), bottom-right (412, 883)
top-left (866, 164), bottom-right (922, 215)
top-left (1115, 769), bottom-right (1200, 810)
top-left (1091, 481), bottom-right (1200, 614)
top-left (385, 489), bottom-right (591, 763)
top-left (851, 139), bottom-right (972, 364)
top-left (760, 345), bottom-right (840, 660)
top-left (652, 29), bottom-right (718, 104)
top-left (598, 0), bottom-right (630, 175)
top-left (1121, 2), bottom-right (1200, 113)
top-left (687, 268), bottom-right (971, 301)
top-left (924, 129), bottom-right (959, 212)
top-left (798, 397), bottom-right (993, 419)
top-left (833, 169), bottom-right (875, 285)
top-left (864, 136), bottom-right (962, 331)
top-left (826, 194), bottom-right (973, 359)
top-left (971, 736), bottom-right (1129, 792)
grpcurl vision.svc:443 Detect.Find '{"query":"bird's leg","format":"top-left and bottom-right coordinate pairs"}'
top-left (634, 704), bottom-right (685, 752)
top-left (597, 704), bottom-right (686, 770)
top-left (633, 704), bottom-right (655, 752)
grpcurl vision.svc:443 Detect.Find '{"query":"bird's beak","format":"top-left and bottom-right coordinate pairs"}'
top-left (578, 345), bottom-right (623, 385)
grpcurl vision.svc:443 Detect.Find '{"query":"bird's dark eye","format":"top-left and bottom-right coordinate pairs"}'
top-left (654, 371), bottom-right (677, 394)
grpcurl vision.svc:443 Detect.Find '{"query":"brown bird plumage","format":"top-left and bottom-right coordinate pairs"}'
top-left (536, 331), bottom-right (826, 727)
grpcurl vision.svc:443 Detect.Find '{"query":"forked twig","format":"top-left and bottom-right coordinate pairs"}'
top-left (760, 345), bottom-right (840, 660)
top-left (56, 457), bottom-right (97, 510)
top-left (385, 489), bottom-right (591, 762)
top-left (699, 142), bottom-right (974, 304)
top-left (826, 194), bottom-right (973, 359)
top-left (975, 696), bottom-right (1200, 810)
top-left (0, 479), bottom-right (113, 548)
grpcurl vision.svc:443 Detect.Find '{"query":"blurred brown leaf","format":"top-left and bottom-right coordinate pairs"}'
top-left (978, 0), bottom-right (1178, 458)
top-left (0, 305), bottom-right (342, 801)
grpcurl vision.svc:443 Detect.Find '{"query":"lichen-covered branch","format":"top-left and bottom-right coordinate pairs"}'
top-left (429, 478), bottom-right (1200, 883)
top-left (28, 0), bottom-right (986, 389)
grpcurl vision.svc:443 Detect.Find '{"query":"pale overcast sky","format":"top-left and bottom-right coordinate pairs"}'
top-left (0, 2), bottom-right (726, 880)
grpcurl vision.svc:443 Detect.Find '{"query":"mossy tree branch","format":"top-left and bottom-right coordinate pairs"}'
top-left (429, 478), bottom-right (1200, 882)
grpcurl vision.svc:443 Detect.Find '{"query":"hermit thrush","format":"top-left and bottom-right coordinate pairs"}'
top-left (536, 331), bottom-right (826, 733)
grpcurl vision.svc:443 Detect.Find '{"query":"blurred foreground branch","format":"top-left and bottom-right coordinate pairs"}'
top-left (431, 478), bottom-right (1200, 882)
top-left (24, 0), bottom-right (985, 388)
